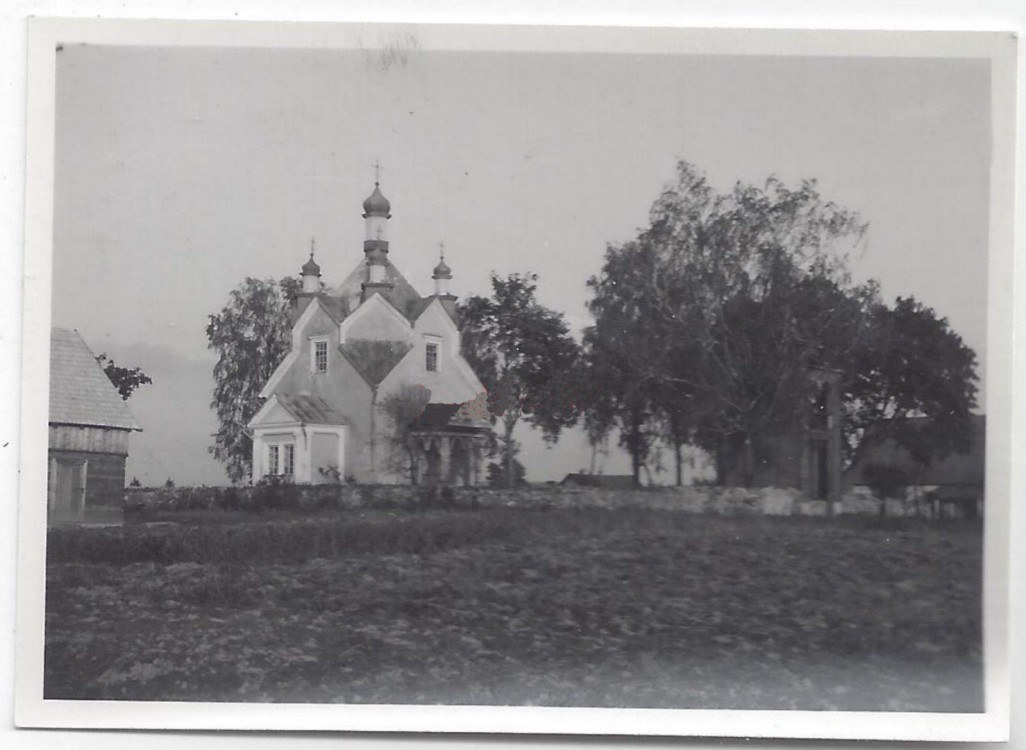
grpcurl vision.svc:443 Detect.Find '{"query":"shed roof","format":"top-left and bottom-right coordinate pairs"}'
top-left (277, 394), bottom-right (349, 425)
top-left (49, 328), bottom-right (141, 430)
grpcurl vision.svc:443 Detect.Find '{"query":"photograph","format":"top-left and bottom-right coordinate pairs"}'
top-left (13, 17), bottom-right (1016, 740)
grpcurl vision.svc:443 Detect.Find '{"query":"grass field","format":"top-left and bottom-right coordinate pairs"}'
top-left (44, 508), bottom-right (983, 710)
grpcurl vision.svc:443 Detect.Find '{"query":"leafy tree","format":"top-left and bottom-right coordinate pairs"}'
top-left (206, 277), bottom-right (300, 483)
top-left (846, 296), bottom-right (979, 466)
top-left (459, 273), bottom-right (581, 488)
top-left (486, 457), bottom-right (527, 488)
top-left (862, 462), bottom-right (909, 518)
top-left (582, 244), bottom-right (665, 487)
top-left (96, 354), bottom-right (152, 400)
top-left (587, 160), bottom-right (979, 489)
top-left (378, 383), bottom-right (432, 484)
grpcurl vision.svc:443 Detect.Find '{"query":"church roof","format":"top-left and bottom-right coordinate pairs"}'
top-left (49, 328), bottom-right (141, 430)
top-left (340, 340), bottom-right (413, 386)
top-left (328, 258), bottom-right (428, 323)
top-left (277, 394), bottom-right (349, 425)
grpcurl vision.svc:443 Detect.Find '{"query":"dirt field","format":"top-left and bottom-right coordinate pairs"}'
top-left (44, 508), bottom-right (983, 710)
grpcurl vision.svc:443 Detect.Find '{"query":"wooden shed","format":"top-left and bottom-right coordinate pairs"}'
top-left (48, 328), bottom-right (141, 525)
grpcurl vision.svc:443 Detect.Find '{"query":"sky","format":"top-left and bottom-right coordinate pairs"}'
top-left (50, 42), bottom-right (992, 486)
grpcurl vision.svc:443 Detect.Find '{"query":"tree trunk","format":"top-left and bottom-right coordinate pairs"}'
top-left (742, 436), bottom-right (755, 488)
top-left (674, 442), bottom-right (683, 487)
top-left (630, 408), bottom-right (642, 487)
top-left (878, 496), bottom-right (887, 519)
top-left (504, 416), bottom-right (517, 489)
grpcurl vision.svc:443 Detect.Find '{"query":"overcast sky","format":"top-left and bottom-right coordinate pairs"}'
top-left (50, 43), bottom-right (991, 485)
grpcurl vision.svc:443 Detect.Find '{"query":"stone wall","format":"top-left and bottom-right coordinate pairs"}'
top-left (125, 483), bottom-right (884, 517)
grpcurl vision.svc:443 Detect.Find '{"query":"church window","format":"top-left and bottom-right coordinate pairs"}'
top-left (312, 338), bottom-right (329, 373)
top-left (425, 342), bottom-right (439, 372)
top-left (267, 442), bottom-right (295, 476)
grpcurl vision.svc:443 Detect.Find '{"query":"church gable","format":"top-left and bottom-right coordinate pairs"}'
top-left (340, 292), bottom-right (413, 344)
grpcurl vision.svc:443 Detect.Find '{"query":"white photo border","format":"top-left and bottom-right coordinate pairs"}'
top-left (15, 17), bottom-right (1017, 742)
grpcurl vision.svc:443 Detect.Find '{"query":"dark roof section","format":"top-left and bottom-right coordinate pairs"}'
top-left (329, 258), bottom-right (427, 324)
top-left (403, 296), bottom-right (434, 322)
top-left (277, 394), bottom-right (348, 425)
top-left (411, 402), bottom-right (462, 429)
top-left (340, 339), bottom-right (412, 386)
top-left (49, 328), bottom-right (141, 430)
top-left (844, 414), bottom-right (985, 487)
top-left (316, 295), bottom-right (349, 324)
top-left (560, 473), bottom-right (637, 489)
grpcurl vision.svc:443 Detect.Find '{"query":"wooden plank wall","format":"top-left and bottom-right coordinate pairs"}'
top-left (49, 424), bottom-right (130, 455)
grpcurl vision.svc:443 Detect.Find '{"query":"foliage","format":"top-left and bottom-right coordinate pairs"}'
top-left (585, 160), bottom-right (977, 486)
top-left (486, 457), bottom-right (527, 487)
top-left (459, 273), bottom-right (581, 487)
top-left (45, 511), bottom-right (981, 710)
top-left (846, 297), bottom-right (979, 466)
top-left (96, 354), bottom-right (152, 400)
top-left (378, 384), bottom-right (432, 484)
top-left (206, 277), bottom-right (301, 483)
top-left (862, 462), bottom-right (909, 518)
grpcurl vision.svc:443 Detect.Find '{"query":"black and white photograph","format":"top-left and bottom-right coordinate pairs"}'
top-left (10, 13), bottom-right (1017, 743)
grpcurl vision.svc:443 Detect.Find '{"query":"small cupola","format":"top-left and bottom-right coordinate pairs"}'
top-left (432, 242), bottom-right (455, 299)
top-left (301, 240), bottom-right (321, 294)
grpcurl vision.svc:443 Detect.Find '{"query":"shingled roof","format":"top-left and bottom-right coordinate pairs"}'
top-left (49, 328), bottom-right (141, 431)
top-left (277, 394), bottom-right (349, 425)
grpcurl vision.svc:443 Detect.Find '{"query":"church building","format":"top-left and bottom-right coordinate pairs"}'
top-left (248, 181), bottom-right (491, 486)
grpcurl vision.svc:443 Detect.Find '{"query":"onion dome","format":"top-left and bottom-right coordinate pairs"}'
top-left (362, 182), bottom-right (391, 217)
top-left (433, 256), bottom-right (452, 279)
top-left (301, 251), bottom-right (320, 277)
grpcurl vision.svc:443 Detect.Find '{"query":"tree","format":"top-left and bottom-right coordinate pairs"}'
top-left (587, 161), bottom-right (877, 486)
top-left (486, 457), bottom-right (527, 488)
top-left (378, 383), bottom-right (432, 484)
top-left (96, 354), bottom-right (152, 400)
top-left (862, 463), bottom-right (909, 518)
top-left (587, 160), bottom-right (978, 488)
top-left (206, 277), bottom-right (300, 483)
top-left (846, 296), bottom-right (979, 467)
top-left (459, 273), bottom-right (581, 488)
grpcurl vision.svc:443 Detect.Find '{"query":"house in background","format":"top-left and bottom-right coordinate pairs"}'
top-left (843, 414), bottom-right (986, 518)
top-left (48, 328), bottom-right (141, 524)
top-left (248, 181), bottom-right (491, 486)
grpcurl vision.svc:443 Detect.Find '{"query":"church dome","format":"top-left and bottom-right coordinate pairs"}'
top-left (362, 183), bottom-right (391, 217)
top-left (302, 253), bottom-right (320, 276)
top-left (433, 257), bottom-right (452, 279)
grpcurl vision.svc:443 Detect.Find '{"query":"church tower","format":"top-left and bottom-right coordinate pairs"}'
top-left (432, 243), bottom-right (456, 300)
top-left (361, 176), bottom-right (394, 299)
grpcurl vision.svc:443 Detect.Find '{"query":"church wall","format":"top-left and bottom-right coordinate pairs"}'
top-left (378, 302), bottom-right (483, 406)
top-left (272, 304), bottom-right (377, 482)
